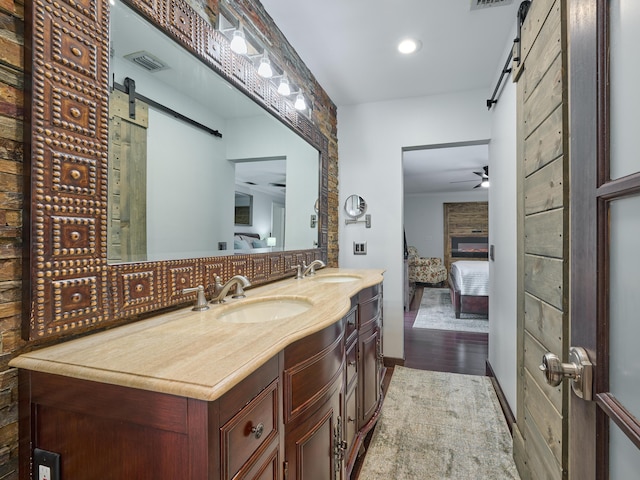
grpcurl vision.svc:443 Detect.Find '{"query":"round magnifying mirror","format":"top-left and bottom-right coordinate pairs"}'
top-left (344, 195), bottom-right (367, 219)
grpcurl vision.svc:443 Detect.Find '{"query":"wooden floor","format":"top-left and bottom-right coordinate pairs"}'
top-left (350, 286), bottom-right (489, 478)
top-left (403, 285), bottom-right (489, 376)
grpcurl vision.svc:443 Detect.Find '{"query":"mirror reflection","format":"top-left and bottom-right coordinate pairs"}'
top-left (344, 195), bottom-right (367, 219)
top-left (107, 2), bottom-right (319, 263)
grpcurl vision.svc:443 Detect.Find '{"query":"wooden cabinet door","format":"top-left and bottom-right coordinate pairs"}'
top-left (358, 325), bottom-right (381, 428)
top-left (284, 380), bottom-right (343, 480)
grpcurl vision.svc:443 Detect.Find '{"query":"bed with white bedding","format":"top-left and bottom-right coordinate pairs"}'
top-left (448, 260), bottom-right (489, 319)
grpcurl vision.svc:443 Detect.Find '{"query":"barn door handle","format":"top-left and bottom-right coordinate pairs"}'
top-left (539, 346), bottom-right (593, 401)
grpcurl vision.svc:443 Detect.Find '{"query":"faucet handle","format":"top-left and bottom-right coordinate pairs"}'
top-left (293, 264), bottom-right (303, 279)
top-left (213, 276), bottom-right (223, 294)
top-left (181, 285), bottom-right (209, 311)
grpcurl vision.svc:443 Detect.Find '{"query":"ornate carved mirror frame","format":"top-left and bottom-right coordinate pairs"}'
top-left (24, 0), bottom-right (329, 340)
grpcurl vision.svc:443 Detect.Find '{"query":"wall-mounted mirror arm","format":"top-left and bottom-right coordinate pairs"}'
top-left (345, 215), bottom-right (371, 228)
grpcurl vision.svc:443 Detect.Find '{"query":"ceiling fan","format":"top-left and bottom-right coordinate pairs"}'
top-left (449, 166), bottom-right (490, 189)
top-left (473, 166), bottom-right (489, 188)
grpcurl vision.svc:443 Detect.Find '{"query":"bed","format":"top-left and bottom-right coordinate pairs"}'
top-left (448, 260), bottom-right (489, 319)
top-left (233, 233), bottom-right (275, 254)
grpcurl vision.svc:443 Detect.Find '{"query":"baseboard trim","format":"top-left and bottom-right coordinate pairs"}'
top-left (383, 356), bottom-right (404, 368)
top-left (486, 360), bottom-right (516, 435)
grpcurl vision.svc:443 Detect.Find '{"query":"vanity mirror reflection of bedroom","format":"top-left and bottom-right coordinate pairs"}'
top-left (402, 143), bottom-right (490, 338)
top-left (107, 1), bottom-right (319, 264)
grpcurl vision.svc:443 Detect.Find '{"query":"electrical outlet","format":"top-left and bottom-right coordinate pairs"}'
top-left (353, 242), bottom-right (367, 255)
top-left (39, 465), bottom-right (51, 480)
top-left (34, 448), bottom-right (60, 480)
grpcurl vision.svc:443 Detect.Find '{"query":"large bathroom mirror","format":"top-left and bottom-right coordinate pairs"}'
top-left (24, 0), bottom-right (329, 340)
top-left (108, 1), bottom-right (320, 262)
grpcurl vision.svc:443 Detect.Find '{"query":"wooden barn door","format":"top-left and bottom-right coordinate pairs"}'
top-left (108, 90), bottom-right (148, 263)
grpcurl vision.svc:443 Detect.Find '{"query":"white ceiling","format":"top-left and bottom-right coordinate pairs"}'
top-left (259, 0), bottom-right (521, 106)
top-left (260, 0), bottom-right (520, 193)
top-left (403, 143), bottom-right (489, 194)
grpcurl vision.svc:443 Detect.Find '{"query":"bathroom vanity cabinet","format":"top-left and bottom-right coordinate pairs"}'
top-left (13, 270), bottom-right (385, 480)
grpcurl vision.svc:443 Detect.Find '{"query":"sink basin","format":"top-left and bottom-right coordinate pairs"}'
top-left (217, 296), bottom-right (313, 323)
top-left (312, 274), bottom-right (361, 283)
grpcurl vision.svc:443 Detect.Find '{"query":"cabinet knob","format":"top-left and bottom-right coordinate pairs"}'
top-left (251, 422), bottom-right (264, 439)
top-left (348, 360), bottom-right (356, 366)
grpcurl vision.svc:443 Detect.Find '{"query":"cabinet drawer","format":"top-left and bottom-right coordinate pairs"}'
top-left (221, 380), bottom-right (279, 480)
top-left (284, 321), bottom-right (344, 422)
top-left (359, 294), bottom-right (380, 329)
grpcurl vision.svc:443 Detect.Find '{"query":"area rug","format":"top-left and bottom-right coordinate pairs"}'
top-left (359, 367), bottom-right (520, 479)
top-left (413, 288), bottom-right (488, 333)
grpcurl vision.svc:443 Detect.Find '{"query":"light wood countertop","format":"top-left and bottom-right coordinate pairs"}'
top-left (10, 268), bottom-right (384, 401)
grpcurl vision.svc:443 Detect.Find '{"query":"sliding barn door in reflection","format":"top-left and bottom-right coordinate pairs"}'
top-left (108, 90), bottom-right (148, 263)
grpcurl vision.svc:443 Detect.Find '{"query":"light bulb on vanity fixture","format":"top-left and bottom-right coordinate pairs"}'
top-left (230, 28), bottom-right (248, 55)
top-left (294, 93), bottom-right (306, 111)
top-left (257, 52), bottom-right (273, 78)
top-left (277, 75), bottom-right (291, 96)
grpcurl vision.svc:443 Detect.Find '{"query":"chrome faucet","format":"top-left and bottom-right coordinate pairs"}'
top-left (302, 260), bottom-right (326, 277)
top-left (210, 275), bottom-right (251, 304)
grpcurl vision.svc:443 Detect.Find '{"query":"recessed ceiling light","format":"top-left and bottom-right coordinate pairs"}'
top-left (398, 38), bottom-right (421, 55)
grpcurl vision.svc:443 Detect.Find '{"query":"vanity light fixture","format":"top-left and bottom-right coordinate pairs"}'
top-left (398, 38), bottom-right (421, 55)
top-left (294, 93), bottom-right (306, 111)
top-left (277, 75), bottom-right (291, 96)
top-left (257, 52), bottom-right (273, 78)
top-left (230, 28), bottom-right (248, 55)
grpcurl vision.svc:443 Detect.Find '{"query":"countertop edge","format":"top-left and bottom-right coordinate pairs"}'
top-left (10, 268), bottom-right (385, 401)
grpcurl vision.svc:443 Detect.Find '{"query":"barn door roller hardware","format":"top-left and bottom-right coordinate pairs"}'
top-left (113, 76), bottom-right (223, 138)
top-left (486, 0), bottom-right (531, 109)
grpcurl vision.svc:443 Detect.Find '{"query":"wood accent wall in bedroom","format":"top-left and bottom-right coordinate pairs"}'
top-left (513, 1), bottom-right (568, 479)
top-left (442, 202), bottom-right (488, 274)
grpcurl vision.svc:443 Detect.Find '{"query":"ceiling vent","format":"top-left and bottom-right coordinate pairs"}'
top-left (470, 0), bottom-right (514, 10)
top-left (124, 51), bottom-right (169, 72)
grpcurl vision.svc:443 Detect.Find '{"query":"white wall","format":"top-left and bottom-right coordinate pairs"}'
top-left (338, 89), bottom-right (492, 359)
top-left (404, 191), bottom-right (488, 259)
top-left (488, 28), bottom-right (518, 413)
top-left (146, 108), bottom-right (232, 260)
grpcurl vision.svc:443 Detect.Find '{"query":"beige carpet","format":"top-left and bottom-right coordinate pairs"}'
top-left (359, 367), bottom-right (520, 479)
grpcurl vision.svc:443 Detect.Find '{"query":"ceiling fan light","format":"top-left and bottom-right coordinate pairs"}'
top-left (481, 179), bottom-right (490, 188)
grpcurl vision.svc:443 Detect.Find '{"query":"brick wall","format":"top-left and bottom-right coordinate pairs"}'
top-left (0, 0), bottom-right (24, 476)
top-left (0, 0), bottom-right (338, 477)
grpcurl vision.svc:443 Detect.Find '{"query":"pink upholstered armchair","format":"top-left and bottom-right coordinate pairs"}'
top-left (407, 246), bottom-right (447, 285)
